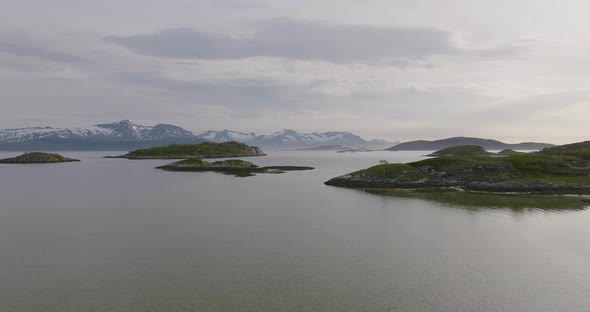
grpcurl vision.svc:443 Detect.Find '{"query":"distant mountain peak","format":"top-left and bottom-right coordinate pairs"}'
top-left (96, 119), bottom-right (135, 127)
top-left (0, 120), bottom-right (205, 151)
top-left (241, 129), bottom-right (396, 149)
top-left (0, 121), bottom-right (398, 151)
top-left (195, 129), bottom-right (258, 143)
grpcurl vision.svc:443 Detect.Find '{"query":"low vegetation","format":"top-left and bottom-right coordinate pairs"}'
top-left (157, 158), bottom-right (313, 177)
top-left (326, 142), bottom-right (590, 193)
top-left (0, 152), bottom-right (80, 163)
top-left (112, 141), bottom-right (266, 159)
top-left (172, 158), bottom-right (258, 168)
top-left (498, 149), bottom-right (522, 155)
top-left (539, 141), bottom-right (590, 160)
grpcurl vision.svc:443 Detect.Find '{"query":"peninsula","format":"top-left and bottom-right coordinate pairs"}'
top-left (0, 152), bottom-right (80, 163)
top-left (157, 158), bottom-right (314, 177)
top-left (107, 141), bottom-right (266, 159)
top-left (325, 141), bottom-right (590, 194)
top-left (387, 137), bottom-right (553, 151)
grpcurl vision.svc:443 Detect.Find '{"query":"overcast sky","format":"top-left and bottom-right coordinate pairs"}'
top-left (1, 0), bottom-right (589, 143)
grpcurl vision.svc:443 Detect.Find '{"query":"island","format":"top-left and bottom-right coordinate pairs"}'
top-left (107, 141), bottom-right (266, 159)
top-left (0, 152), bottom-right (80, 163)
top-left (386, 136), bottom-right (553, 151)
top-left (156, 158), bottom-right (314, 177)
top-left (325, 141), bottom-right (590, 194)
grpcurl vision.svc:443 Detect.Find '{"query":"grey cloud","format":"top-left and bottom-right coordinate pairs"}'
top-left (0, 35), bottom-right (86, 63)
top-left (104, 18), bottom-right (458, 63)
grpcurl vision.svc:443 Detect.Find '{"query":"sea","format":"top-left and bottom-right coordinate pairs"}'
top-left (1, 150), bottom-right (590, 312)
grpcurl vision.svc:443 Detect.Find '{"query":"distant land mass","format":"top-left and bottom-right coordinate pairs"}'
top-left (0, 120), bottom-right (398, 151)
top-left (0, 120), bottom-right (206, 151)
top-left (296, 145), bottom-right (351, 151)
top-left (387, 137), bottom-right (554, 151)
top-left (199, 129), bottom-right (398, 149)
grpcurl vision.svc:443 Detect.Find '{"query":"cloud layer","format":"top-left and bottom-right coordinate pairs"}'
top-left (1, 0), bottom-right (590, 143)
top-left (104, 18), bottom-right (457, 63)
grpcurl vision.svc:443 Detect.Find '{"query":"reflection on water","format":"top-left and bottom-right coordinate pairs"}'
top-left (2, 150), bottom-right (590, 312)
top-left (365, 189), bottom-right (590, 212)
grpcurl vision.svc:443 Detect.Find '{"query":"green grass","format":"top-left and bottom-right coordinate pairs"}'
top-left (174, 158), bottom-right (208, 166)
top-left (0, 152), bottom-right (77, 163)
top-left (540, 141), bottom-right (590, 160)
top-left (409, 156), bottom-right (510, 171)
top-left (508, 154), bottom-right (587, 175)
top-left (350, 163), bottom-right (430, 181)
top-left (339, 145), bottom-right (590, 186)
top-left (166, 158), bottom-right (257, 168)
top-left (21, 152), bottom-right (68, 161)
top-left (127, 141), bottom-right (260, 158)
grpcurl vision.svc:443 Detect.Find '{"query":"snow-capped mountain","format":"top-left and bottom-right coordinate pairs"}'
top-left (195, 129), bottom-right (257, 143)
top-left (194, 129), bottom-right (397, 149)
top-left (0, 120), bottom-right (204, 151)
top-left (246, 129), bottom-right (367, 148)
top-left (0, 120), bottom-right (397, 151)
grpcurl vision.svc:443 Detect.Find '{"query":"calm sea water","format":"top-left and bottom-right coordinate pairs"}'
top-left (1, 150), bottom-right (590, 312)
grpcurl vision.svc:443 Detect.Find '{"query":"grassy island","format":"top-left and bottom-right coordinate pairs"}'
top-left (108, 141), bottom-right (266, 159)
top-left (325, 141), bottom-right (590, 194)
top-left (157, 158), bottom-right (314, 177)
top-left (0, 152), bottom-right (80, 163)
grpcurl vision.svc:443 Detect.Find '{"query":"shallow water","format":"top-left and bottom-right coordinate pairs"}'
top-left (1, 150), bottom-right (590, 312)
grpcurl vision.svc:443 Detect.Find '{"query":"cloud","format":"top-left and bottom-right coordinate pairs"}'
top-left (103, 18), bottom-right (459, 63)
top-left (0, 33), bottom-right (87, 63)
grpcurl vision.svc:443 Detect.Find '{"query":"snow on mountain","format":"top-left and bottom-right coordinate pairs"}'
top-left (245, 129), bottom-right (390, 148)
top-left (195, 129), bottom-right (257, 143)
top-left (0, 125), bottom-right (115, 143)
top-left (0, 121), bottom-right (396, 150)
top-left (194, 128), bottom-right (396, 148)
top-left (0, 120), bottom-right (206, 150)
top-left (0, 120), bottom-right (197, 143)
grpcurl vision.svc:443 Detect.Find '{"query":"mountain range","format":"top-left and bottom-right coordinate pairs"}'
top-left (197, 129), bottom-right (397, 149)
top-left (0, 120), bottom-right (205, 151)
top-left (0, 120), bottom-right (397, 151)
top-left (386, 137), bottom-right (554, 151)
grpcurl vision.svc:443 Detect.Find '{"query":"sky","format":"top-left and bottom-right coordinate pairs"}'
top-left (1, 0), bottom-right (589, 143)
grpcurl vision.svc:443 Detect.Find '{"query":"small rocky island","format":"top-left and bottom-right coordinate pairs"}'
top-left (107, 141), bottom-right (266, 159)
top-left (325, 141), bottom-right (590, 194)
top-left (0, 152), bottom-right (80, 163)
top-left (157, 158), bottom-right (314, 177)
